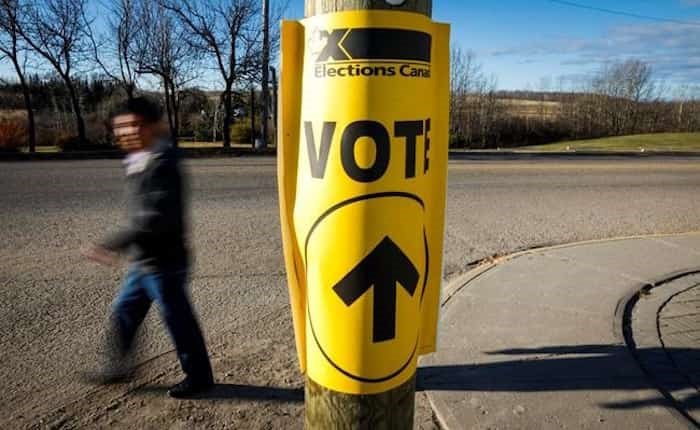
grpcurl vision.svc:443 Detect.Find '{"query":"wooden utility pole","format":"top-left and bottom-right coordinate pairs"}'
top-left (250, 86), bottom-right (256, 147)
top-left (305, 0), bottom-right (431, 18)
top-left (302, 4), bottom-right (433, 429)
top-left (260, 0), bottom-right (270, 148)
top-left (271, 66), bottom-right (278, 142)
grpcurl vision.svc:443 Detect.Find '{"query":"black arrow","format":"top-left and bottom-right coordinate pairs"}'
top-left (333, 237), bottom-right (419, 343)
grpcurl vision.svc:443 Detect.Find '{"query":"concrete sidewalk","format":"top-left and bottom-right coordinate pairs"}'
top-left (420, 233), bottom-right (700, 430)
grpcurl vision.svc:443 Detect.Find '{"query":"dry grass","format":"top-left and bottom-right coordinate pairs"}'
top-left (0, 109), bottom-right (26, 120)
top-left (499, 99), bottom-right (562, 120)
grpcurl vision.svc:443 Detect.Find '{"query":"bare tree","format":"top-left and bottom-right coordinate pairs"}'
top-left (19, 0), bottom-right (91, 145)
top-left (132, 1), bottom-right (199, 145)
top-left (160, 0), bottom-right (262, 148)
top-left (593, 59), bottom-right (657, 135)
top-left (624, 60), bottom-right (656, 132)
top-left (673, 85), bottom-right (700, 133)
top-left (0, 0), bottom-right (36, 151)
top-left (450, 46), bottom-right (498, 148)
top-left (450, 47), bottom-right (480, 144)
top-left (87, 0), bottom-right (139, 100)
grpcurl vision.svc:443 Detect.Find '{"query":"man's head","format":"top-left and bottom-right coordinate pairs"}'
top-left (111, 97), bottom-right (164, 152)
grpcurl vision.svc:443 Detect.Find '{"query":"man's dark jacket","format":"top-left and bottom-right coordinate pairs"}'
top-left (102, 139), bottom-right (189, 271)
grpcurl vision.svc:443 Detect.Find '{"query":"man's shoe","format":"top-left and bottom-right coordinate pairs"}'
top-left (167, 377), bottom-right (214, 399)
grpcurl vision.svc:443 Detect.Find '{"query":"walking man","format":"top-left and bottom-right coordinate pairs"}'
top-left (82, 97), bottom-right (214, 398)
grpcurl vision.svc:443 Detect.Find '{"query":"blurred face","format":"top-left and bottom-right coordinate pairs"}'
top-left (111, 113), bottom-right (157, 153)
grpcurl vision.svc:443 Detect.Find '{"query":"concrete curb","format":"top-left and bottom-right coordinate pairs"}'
top-left (441, 231), bottom-right (700, 308)
top-left (428, 231), bottom-right (700, 430)
top-left (621, 269), bottom-right (700, 429)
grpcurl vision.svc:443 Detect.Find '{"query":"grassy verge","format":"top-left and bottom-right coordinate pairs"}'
top-left (523, 133), bottom-right (700, 152)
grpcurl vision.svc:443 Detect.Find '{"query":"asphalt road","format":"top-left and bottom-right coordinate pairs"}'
top-left (1, 157), bottom-right (699, 428)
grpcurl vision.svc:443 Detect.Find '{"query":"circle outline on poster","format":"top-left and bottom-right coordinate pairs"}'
top-left (304, 192), bottom-right (429, 383)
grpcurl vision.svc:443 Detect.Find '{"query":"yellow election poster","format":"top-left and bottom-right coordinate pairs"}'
top-left (278, 11), bottom-right (450, 395)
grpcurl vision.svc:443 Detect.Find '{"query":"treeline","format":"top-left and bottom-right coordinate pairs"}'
top-left (0, 75), bottom-right (122, 149)
top-left (0, 0), bottom-right (280, 152)
top-left (0, 75), bottom-right (261, 149)
top-left (450, 49), bottom-right (700, 148)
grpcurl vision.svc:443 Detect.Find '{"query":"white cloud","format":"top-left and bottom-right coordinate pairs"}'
top-left (489, 22), bottom-right (700, 85)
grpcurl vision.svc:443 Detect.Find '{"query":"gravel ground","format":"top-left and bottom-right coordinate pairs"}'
top-left (1, 157), bottom-right (699, 429)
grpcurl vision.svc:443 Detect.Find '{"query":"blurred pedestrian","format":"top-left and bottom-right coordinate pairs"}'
top-left (82, 97), bottom-right (213, 398)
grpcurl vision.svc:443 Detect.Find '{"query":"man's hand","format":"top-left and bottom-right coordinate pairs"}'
top-left (81, 245), bottom-right (120, 267)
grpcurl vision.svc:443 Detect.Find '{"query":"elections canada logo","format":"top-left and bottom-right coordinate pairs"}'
top-left (309, 27), bottom-right (432, 79)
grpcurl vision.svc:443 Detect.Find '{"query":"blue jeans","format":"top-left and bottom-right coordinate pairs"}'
top-left (111, 265), bottom-right (213, 382)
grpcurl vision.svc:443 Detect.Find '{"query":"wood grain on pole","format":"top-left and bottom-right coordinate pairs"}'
top-left (303, 1), bottom-right (432, 428)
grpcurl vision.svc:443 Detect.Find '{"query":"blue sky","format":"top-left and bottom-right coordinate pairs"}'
top-left (286, 0), bottom-right (700, 92)
top-left (4, 1), bottom-right (699, 93)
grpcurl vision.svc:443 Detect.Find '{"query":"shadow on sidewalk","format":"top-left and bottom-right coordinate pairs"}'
top-left (417, 344), bottom-right (700, 413)
top-left (135, 383), bottom-right (304, 403)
